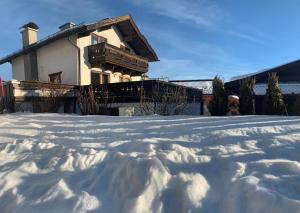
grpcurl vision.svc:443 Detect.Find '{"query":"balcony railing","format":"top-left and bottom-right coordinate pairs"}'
top-left (88, 42), bottom-right (149, 73)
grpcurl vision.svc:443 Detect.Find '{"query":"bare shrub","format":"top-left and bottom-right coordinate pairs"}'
top-left (154, 85), bottom-right (188, 115)
top-left (32, 82), bottom-right (67, 113)
top-left (77, 85), bottom-right (114, 115)
top-left (77, 85), bottom-right (96, 115)
top-left (139, 85), bottom-right (155, 115)
top-left (139, 82), bottom-right (188, 116)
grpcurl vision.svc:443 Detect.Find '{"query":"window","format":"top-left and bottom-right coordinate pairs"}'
top-left (91, 34), bottom-right (107, 45)
top-left (91, 72), bottom-right (110, 85)
top-left (91, 35), bottom-right (98, 45)
top-left (102, 73), bottom-right (110, 84)
top-left (49, 72), bottom-right (62, 84)
top-left (91, 72), bottom-right (101, 85)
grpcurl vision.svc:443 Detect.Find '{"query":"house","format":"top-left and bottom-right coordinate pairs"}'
top-left (225, 59), bottom-right (300, 114)
top-left (0, 15), bottom-right (203, 115)
top-left (0, 15), bottom-right (158, 85)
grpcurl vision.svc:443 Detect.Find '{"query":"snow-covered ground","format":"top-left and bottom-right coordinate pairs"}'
top-left (1, 114), bottom-right (300, 213)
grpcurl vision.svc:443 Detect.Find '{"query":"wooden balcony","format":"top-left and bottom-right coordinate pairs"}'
top-left (88, 42), bottom-right (149, 73)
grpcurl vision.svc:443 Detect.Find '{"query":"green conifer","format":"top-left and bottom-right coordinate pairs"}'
top-left (264, 72), bottom-right (286, 115)
top-left (239, 77), bottom-right (256, 115)
top-left (209, 76), bottom-right (228, 116)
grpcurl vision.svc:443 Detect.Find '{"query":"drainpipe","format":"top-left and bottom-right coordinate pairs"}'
top-left (68, 36), bottom-right (81, 85)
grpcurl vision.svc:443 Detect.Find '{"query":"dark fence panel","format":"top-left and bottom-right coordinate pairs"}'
top-left (80, 80), bottom-right (202, 103)
top-left (0, 82), bottom-right (15, 112)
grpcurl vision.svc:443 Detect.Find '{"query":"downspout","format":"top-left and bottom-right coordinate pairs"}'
top-left (68, 36), bottom-right (81, 85)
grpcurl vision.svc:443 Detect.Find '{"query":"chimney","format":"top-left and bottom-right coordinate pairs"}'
top-left (20, 22), bottom-right (39, 81)
top-left (20, 22), bottom-right (39, 47)
top-left (59, 22), bottom-right (76, 31)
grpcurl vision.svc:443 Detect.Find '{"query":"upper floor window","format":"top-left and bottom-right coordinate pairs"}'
top-left (91, 34), bottom-right (108, 45)
top-left (91, 35), bottom-right (98, 45)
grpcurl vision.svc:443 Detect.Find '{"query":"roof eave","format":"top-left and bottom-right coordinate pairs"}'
top-left (0, 15), bottom-right (159, 64)
top-left (0, 25), bottom-right (87, 65)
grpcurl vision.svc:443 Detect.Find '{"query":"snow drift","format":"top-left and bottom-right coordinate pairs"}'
top-left (0, 114), bottom-right (300, 212)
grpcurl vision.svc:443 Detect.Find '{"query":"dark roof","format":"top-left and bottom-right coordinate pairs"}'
top-left (225, 58), bottom-right (300, 92)
top-left (0, 15), bottom-right (158, 64)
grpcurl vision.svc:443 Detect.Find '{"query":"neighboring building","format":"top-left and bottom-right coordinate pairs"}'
top-left (0, 15), bottom-right (158, 85)
top-left (170, 79), bottom-right (213, 115)
top-left (225, 59), bottom-right (300, 94)
top-left (225, 59), bottom-right (300, 114)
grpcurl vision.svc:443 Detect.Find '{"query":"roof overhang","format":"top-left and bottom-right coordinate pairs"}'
top-left (86, 15), bottom-right (158, 62)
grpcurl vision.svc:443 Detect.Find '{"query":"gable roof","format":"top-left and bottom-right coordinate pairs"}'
top-left (0, 15), bottom-right (158, 65)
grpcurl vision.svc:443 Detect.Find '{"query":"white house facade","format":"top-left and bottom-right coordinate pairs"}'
top-left (0, 15), bottom-right (158, 86)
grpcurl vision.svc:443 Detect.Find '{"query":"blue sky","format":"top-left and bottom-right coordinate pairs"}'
top-left (1, 0), bottom-right (300, 81)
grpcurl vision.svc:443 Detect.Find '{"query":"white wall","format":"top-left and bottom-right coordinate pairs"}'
top-left (131, 76), bottom-right (142, 81)
top-left (94, 26), bottom-right (133, 50)
top-left (37, 37), bottom-right (78, 85)
top-left (11, 56), bottom-right (25, 81)
top-left (11, 26), bottom-right (144, 85)
top-left (77, 35), bottom-right (94, 85)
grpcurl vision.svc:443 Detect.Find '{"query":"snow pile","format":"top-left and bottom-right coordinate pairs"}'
top-left (0, 114), bottom-right (300, 212)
